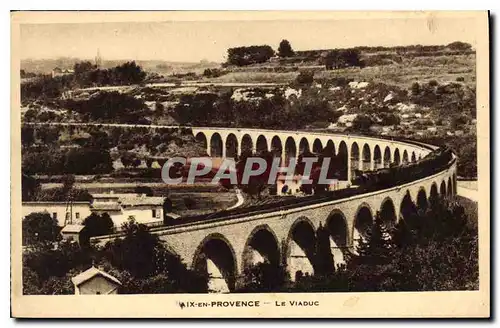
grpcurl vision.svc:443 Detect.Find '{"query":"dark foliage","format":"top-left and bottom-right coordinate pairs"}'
top-left (227, 45), bottom-right (275, 66)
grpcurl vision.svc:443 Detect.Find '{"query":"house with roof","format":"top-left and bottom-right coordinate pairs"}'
top-left (71, 267), bottom-right (122, 295)
top-left (51, 67), bottom-right (75, 78)
top-left (22, 192), bottom-right (168, 230)
top-left (61, 224), bottom-right (86, 244)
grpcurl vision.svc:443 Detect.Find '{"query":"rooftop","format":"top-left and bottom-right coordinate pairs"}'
top-left (71, 266), bottom-right (122, 287)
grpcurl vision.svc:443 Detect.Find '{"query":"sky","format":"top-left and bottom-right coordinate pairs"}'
top-left (19, 15), bottom-right (479, 63)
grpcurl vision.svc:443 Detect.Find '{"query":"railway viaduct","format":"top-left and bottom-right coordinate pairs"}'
top-left (91, 126), bottom-right (458, 293)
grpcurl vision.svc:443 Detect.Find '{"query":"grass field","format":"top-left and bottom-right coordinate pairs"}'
top-left (210, 54), bottom-right (475, 89)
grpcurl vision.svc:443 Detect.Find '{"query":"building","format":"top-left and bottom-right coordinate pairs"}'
top-left (22, 201), bottom-right (92, 226)
top-left (71, 267), bottom-right (121, 295)
top-left (60, 224), bottom-right (86, 244)
top-left (51, 67), bottom-right (74, 78)
top-left (276, 174), bottom-right (303, 196)
top-left (22, 192), bottom-right (168, 229)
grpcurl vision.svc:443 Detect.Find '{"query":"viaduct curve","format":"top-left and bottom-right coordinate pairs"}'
top-left (84, 124), bottom-right (458, 292)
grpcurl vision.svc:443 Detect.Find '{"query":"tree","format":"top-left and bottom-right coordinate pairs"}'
top-left (238, 262), bottom-right (287, 292)
top-left (352, 114), bottom-right (373, 132)
top-left (295, 71), bottom-right (314, 87)
top-left (22, 212), bottom-right (61, 246)
top-left (447, 41), bottom-right (472, 51)
top-left (82, 213), bottom-right (114, 238)
top-left (102, 218), bottom-right (208, 292)
top-left (278, 39), bottom-right (294, 58)
top-left (22, 174), bottom-right (40, 201)
top-left (226, 45), bottom-right (275, 66)
top-left (233, 150), bottom-right (275, 199)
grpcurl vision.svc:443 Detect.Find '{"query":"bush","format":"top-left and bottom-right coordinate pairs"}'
top-left (22, 212), bottom-right (61, 246)
top-left (82, 213), bottom-right (115, 237)
top-left (227, 45), bottom-right (275, 66)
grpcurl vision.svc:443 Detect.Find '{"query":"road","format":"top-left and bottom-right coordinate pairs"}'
top-left (68, 81), bottom-right (285, 93)
top-left (457, 180), bottom-right (478, 202)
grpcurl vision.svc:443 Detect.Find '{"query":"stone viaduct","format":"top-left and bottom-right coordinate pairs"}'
top-left (191, 127), bottom-right (430, 182)
top-left (92, 126), bottom-right (458, 293)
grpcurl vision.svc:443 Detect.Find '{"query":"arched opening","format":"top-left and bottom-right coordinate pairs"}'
top-left (350, 142), bottom-right (360, 180)
top-left (325, 140), bottom-right (336, 156)
top-left (380, 198), bottom-right (397, 229)
top-left (417, 188), bottom-right (428, 212)
top-left (353, 205), bottom-right (373, 250)
top-left (225, 133), bottom-right (238, 159)
top-left (440, 180), bottom-right (447, 196)
top-left (393, 148), bottom-right (401, 165)
top-left (447, 177), bottom-right (453, 197)
top-left (312, 138), bottom-right (323, 154)
top-left (373, 145), bottom-right (382, 170)
top-left (195, 132), bottom-right (207, 153)
top-left (242, 226), bottom-right (280, 275)
top-left (429, 183), bottom-right (439, 206)
top-left (193, 235), bottom-right (237, 293)
top-left (286, 218), bottom-right (316, 282)
top-left (399, 191), bottom-right (417, 222)
top-left (298, 138), bottom-right (310, 154)
top-left (411, 151), bottom-right (417, 162)
top-left (326, 211), bottom-right (348, 269)
top-left (256, 135), bottom-right (268, 154)
top-left (337, 141), bottom-right (348, 180)
top-left (402, 150), bottom-right (409, 164)
top-left (210, 133), bottom-right (223, 157)
top-left (285, 137), bottom-right (297, 161)
top-left (361, 143), bottom-right (371, 171)
top-left (383, 146), bottom-right (391, 168)
top-left (240, 134), bottom-right (253, 155)
top-left (271, 136), bottom-right (283, 158)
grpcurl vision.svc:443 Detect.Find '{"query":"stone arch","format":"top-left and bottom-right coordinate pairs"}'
top-left (242, 224), bottom-right (281, 273)
top-left (285, 137), bottom-right (297, 160)
top-left (325, 140), bottom-right (336, 156)
top-left (361, 143), bottom-right (371, 171)
top-left (353, 203), bottom-right (374, 246)
top-left (383, 146), bottom-right (391, 168)
top-left (225, 133), bottom-right (238, 159)
top-left (326, 210), bottom-right (348, 268)
top-left (240, 134), bottom-right (253, 155)
top-left (380, 197), bottom-right (397, 228)
top-left (256, 135), bottom-right (268, 153)
top-left (428, 182), bottom-right (439, 207)
top-left (393, 148), bottom-right (401, 165)
top-left (193, 233), bottom-right (237, 293)
top-left (411, 151), bottom-right (417, 162)
top-left (402, 150), bottom-right (409, 164)
top-left (350, 142), bottom-right (360, 179)
top-left (416, 187), bottom-right (428, 211)
top-left (447, 177), bottom-right (453, 197)
top-left (373, 145), bottom-right (382, 170)
top-left (210, 133), bottom-right (223, 157)
top-left (195, 132), bottom-right (207, 152)
top-left (337, 141), bottom-right (348, 180)
top-left (440, 180), bottom-right (447, 197)
top-left (298, 137), bottom-right (310, 154)
top-left (285, 217), bottom-right (317, 281)
top-left (312, 138), bottom-right (323, 154)
top-left (271, 136), bottom-right (283, 158)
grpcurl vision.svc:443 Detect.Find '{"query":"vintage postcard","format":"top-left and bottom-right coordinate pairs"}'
top-left (11, 11), bottom-right (490, 318)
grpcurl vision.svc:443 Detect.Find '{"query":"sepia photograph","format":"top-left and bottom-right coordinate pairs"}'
top-left (10, 11), bottom-right (490, 318)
